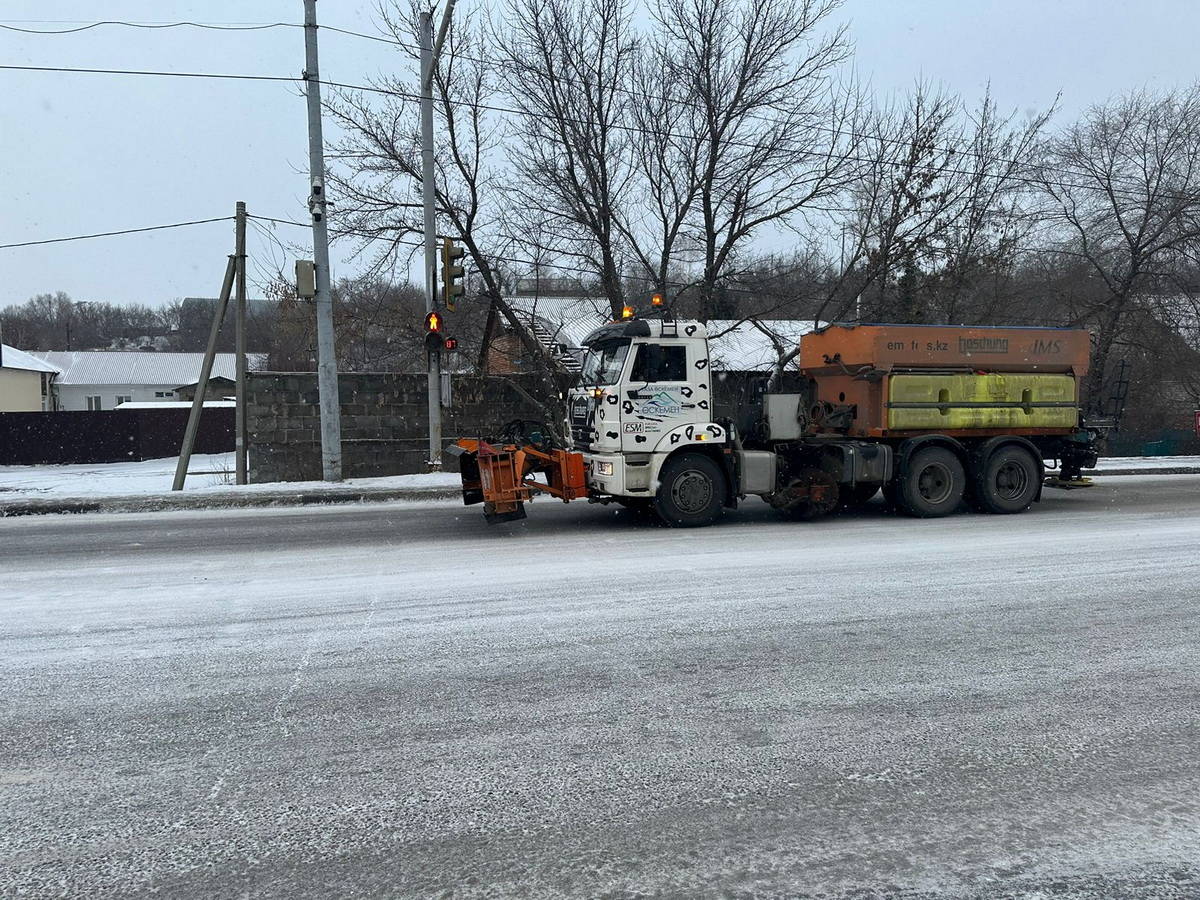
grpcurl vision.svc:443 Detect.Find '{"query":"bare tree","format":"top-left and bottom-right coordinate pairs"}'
top-left (605, 37), bottom-right (701, 301)
top-left (1037, 85), bottom-right (1200, 410)
top-left (498, 0), bottom-right (637, 318)
top-left (325, 2), bottom-right (576, 397)
top-left (806, 86), bottom-right (1050, 329)
top-left (656, 0), bottom-right (859, 321)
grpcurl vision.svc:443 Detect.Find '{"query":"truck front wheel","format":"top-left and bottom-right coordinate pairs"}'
top-left (654, 453), bottom-right (726, 528)
top-left (896, 447), bottom-right (965, 518)
top-left (975, 445), bottom-right (1040, 514)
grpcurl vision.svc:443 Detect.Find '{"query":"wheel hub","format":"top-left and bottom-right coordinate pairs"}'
top-left (916, 462), bottom-right (953, 504)
top-left (671, 469), bottom-right (713, 514)
top-left (994, 461), bottom-right (1029, 500)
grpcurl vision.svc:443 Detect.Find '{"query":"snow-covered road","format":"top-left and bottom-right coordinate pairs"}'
top-left (2, 477), bottom-right (1199, 897)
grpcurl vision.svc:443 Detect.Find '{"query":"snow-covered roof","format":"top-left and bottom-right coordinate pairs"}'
top-left (28, 351), bottom-right (263, 386)
top-left (1, 344), bottom-right (61, 374)
top-left (501, 296), bottom-right (814, 371)
top-left (500, 297), bottom-right (815, 371)
top-left (707, 319), bottom-right (815, 371)
top-left (116, 401), bottom-right (235, 409)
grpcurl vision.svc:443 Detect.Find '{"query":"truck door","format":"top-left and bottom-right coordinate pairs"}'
top-left (620, 342), bottom-right (701, 451)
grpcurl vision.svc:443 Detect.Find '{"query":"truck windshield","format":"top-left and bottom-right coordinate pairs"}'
top-left (581, 341), bottom-right (630, 385)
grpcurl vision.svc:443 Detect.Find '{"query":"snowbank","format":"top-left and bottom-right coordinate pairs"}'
top-left (0, 453), bottom-right (461, 499)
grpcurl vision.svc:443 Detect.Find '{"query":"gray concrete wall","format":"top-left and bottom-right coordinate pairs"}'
top-left (247, 372), bottom-right (549, 482)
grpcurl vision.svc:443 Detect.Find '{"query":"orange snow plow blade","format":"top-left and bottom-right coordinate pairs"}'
top-left (447, 437), bottom-right (588, 524)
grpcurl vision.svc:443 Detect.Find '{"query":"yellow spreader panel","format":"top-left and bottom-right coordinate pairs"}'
top-left (888, 373), bottom-right (1078, 431)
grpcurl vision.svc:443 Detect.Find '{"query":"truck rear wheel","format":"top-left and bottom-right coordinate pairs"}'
top-left (654, 453), bottom-right (726, 528)
top-left (975, 445), bottom-right (1040, 514)
top-left (896, 447), bottom-right (965, 518)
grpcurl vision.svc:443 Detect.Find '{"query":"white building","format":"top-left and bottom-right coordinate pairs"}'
top-left (29, 351), bottom-right (246, 411)
top-left (493, 296), bottom-right (815, 373)
top-left (0, 344), bottom-right (60, 412)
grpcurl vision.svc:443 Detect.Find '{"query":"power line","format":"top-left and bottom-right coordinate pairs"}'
top-left (0, 20), bottom-right (293, 35)
top-left (4, 17), bottom-right (1192, 205)
top-left (275, 24), bottom-right (1178, 205)
top-left (0, 217), bottom-right (232, 250)
top-left (0, 61), bottom-right (1079, 198)
top-left (0, 62), bottom-right (305, 86)
top-left (4, 56), bottom-right (1194, 208)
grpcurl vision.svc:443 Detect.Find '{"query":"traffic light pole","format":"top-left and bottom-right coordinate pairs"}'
top-left (420, 9), bottom-right (442, 470)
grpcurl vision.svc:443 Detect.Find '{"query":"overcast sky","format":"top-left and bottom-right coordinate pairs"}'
top-left (1, 0), bottom-right (1196, 309)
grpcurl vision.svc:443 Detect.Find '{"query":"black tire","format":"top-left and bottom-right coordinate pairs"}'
top-left (654, 452), bottom-right (726, 528)
top-left (896, 446), bottom-right (965, 518)
top-left (838, 483), bottom-right (881, 511)
top-left (975, 445), bottom-right (1040, 514)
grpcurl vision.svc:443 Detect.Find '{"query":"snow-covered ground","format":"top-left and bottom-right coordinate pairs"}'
top-left (0, 452), bottom-right (461, 497)
top-left (2, 477), bottom-right (1198, 896)
top-left (1091, 454), bottom-right (1200, 469)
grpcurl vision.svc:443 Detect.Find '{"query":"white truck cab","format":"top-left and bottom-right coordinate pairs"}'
top-left (570, 318), bottom-right (741, 524)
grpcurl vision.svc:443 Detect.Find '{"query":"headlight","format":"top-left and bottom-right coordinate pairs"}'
top-left (595, 461), bottom-right (614, 476)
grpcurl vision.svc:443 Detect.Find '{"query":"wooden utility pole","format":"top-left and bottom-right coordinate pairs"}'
top-left (173, 255), bottom-right (237, 491)
top-left (235, 201), bottom-right (248, 484)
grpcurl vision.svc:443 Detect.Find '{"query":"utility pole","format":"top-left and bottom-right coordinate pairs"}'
top-left (420, 8), bottom-right (442, 470)
top-left (419, 0), bottom-right (458, 470)
top-left (234, 201), bottom-right (248, 485)
top-left (174, 257), bottom-right (237, 491)
top-left (303, 0), bottom-right (343, 481)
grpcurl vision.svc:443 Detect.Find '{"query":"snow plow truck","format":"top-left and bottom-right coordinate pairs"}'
top-left (448, 316), bottom-right (1104, 527)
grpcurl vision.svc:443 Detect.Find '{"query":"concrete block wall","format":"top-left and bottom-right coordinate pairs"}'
top-left (246, 372), bottom-right (548, 483)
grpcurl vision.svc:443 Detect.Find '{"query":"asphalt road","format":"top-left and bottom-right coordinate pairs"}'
top-left (2, 476), bottom-right (1199, 898)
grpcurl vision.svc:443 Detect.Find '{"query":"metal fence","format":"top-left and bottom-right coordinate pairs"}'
top-left (0, 408), bottom-right (234, 465)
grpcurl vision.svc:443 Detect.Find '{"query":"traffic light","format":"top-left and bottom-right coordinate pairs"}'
top-left (440, 238), bottom-right (465, 310)
top-left (424, 310), bottom-right (444, 352)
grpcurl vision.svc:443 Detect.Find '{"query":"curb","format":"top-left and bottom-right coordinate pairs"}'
top-left (0, 487), bottom-right (462, 518)
top-left (1046, 467), bottom-right (1200, 477)
top-left (2, 466), bottom-right (1197, 518)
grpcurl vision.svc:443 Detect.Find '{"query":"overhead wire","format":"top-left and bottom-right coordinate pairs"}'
top-left (0, 25), bottom-right (1181, 273)
top-left (259, 23), bottom-right (1188, 206)
top-left (0, 18), bottom-right (1179, 200)
top-left (0, 56), bottom-right (1186, 209)
top-left (1, 19), bottom-right (1191, 203)
top-left (0, 20), bottom-right (294, 35)
top-left (0, 217), bottom-right (232, 250)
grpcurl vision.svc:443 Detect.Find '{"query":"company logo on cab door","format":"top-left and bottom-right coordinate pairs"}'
top-left (638, 390), bottom-right (682, 416)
